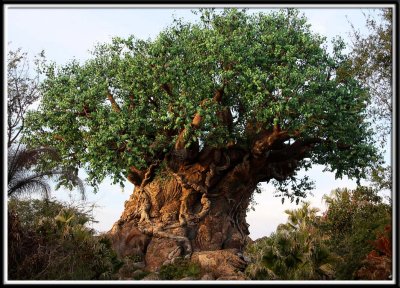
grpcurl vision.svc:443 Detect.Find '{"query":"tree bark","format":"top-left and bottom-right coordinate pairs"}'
top-left (108, 134), bottom-right (312, 275)
top-left (108, 147), bottom-right (258, 274)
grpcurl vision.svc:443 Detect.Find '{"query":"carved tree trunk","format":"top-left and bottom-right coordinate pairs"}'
top-left (108, 138), bottom-right (306, 277)
top-left (108, 147), bottom-right (261, 273)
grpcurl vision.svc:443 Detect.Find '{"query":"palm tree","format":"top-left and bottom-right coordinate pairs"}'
top-left (246, 202), bottom-right (336, 280)
top-left (7, 145), bottom-right (85, 199)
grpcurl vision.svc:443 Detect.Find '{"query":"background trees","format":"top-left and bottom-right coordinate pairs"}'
top-left (245, 202), bottom-right (335, 280)
top-left (321, 186), bottom-right (391, 279)
top-left (348, 8), bottom-right (393, 194)
top-left (245, 186), bottom-right (391, 280)
top-left (7, 48), bottom-right (85, 199)
top-left (349, 9), bottom-right (392, 143)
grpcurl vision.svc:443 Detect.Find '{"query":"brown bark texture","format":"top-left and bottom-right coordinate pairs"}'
top-left (108, 129), bottom-right (311, 277)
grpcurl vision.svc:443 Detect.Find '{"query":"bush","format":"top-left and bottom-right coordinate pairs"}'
top-left (159, 258), bottom-right (201, 280)
top-left (8, 198), bottom-right (123, 280)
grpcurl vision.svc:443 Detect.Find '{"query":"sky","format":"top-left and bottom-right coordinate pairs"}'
top-left (5, 4), bottom-right (392, 240)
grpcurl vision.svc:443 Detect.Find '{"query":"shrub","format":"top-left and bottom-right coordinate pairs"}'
top-left (8, 198), bottom-right (123, 280)
top-left (159, 258), bottom-right (201, 280)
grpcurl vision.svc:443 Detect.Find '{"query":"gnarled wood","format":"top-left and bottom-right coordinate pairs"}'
top-left (108, 139), bottom-right (311, 275)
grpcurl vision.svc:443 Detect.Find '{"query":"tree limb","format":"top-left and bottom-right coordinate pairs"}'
top-left (107, 91), bottom-right (121, 113)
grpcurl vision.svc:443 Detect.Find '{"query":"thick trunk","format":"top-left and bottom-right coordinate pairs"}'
top-left (108, 134), bottom-right (307, 278)
top-left (108, 148), bottom-right (256, 276)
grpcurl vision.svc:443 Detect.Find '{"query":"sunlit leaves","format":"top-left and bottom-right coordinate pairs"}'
top-left (23, 8), bottom-right (378, 190)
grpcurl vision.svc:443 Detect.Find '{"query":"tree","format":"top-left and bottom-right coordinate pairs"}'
top-left (24, 9), bottom-right (379, 271)
top-left (7, 48), bottom-right (85, 199)
top-left (348, 9), bottom-right (393, 192)
top-left (7, 47), bottom-right (41, 148)
top-left (349, 9), bottom-right (392, 143)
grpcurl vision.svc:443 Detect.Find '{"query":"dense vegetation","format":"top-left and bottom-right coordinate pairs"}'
top-left (23, 8), bottom-right (378, 198)
top-left (8, 198), bottom-right (123, 280)
top-left (245, 186), bottom-right (392, 280)
top-left (8, 185), bottom-right (391, 280)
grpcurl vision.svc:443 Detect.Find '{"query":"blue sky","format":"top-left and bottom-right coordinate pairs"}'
top-left (5, 5), bottom-right (392, 239)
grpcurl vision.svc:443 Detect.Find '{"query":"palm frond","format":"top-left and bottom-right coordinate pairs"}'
top-left (8, 145), bottom-right (85, 200)
top-left (8, 176), bottom-right (51, 199)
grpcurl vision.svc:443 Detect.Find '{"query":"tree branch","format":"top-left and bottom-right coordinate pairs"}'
top-left (174, 87), bottom-right (225, 152)
top-left (251, 126), bottom-right (295, 158)
top-left (127, 166), bottom-right (145, 186)
top-left (107, 91), bottom-right (121, 113)
top-left (266, 137), bottom-right (322, 162)
top-left (129, 94), bottom-right (135, 111)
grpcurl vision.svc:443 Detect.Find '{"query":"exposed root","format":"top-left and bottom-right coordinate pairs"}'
top-left (194, 194), bottom-right (211, 222)
top-left (135, 161), bottom-right (160, 225)
top-left (153, 229), bottom-right (193, 259)
top-left (215, 151), bottom-right (231, 173)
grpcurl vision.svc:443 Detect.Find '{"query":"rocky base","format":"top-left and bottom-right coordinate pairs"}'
top-left (191, 249), bottom-right (248, 280)
top-left (116, 248), bottom-right (250, 280)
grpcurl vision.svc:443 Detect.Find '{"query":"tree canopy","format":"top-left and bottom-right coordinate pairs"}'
top-left (24, 9), bottom-right (378, 192)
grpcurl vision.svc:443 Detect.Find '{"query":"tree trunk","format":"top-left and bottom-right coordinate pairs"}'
top-left (108, 147), bottom-right (258, 276)
top-left (108, 136), bottom-right (304, 278)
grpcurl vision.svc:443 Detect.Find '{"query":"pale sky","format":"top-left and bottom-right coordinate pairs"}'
top-left (5, 4), bottom-right (392, 239)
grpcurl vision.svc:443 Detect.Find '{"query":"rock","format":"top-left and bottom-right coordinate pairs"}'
top-left (191, 249), bottom-right (247, 279)
top-left (201, 273), bottom-right (214, 280)
top-left (142, 272), bottom-right (160, 280)
top-left (132, 261), bottom-right (146, 270)
top-left (180, 277), bottom-right (196, 280)
top-left (216, 274), bottom-right (247, 280)
top-left (132, 269), bottom-right (144, 279)
top-left (145, 237), bottom-right (182, 272)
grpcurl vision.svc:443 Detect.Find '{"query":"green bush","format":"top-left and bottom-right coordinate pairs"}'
top-left (159, 258), bottom-right (201, 280)
top-left (8, 198), bottom-right (123, 280)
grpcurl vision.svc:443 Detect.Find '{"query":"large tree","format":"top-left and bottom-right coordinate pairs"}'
top-left (24, 9), bottom-right (379, 274)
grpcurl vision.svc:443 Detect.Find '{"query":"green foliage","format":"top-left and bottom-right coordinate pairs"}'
top-left (272, 174), bottom-right (315, 205)
top-left (320, 186), bottom-right (391, 279)
top-left (246, 186), bottom-right (391, 280)
top-left (8, 198), bottom-right (122, 280)
top-left (159, 258), bottom-right (201, 280)
top-left (245, 202), bottom-right (335, 280)
top-left (369, 165), bottom-right (392, 191)
top-left (24, 8), bottom-right (378, 192)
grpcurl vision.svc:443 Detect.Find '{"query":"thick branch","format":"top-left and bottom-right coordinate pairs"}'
top-left (266, 137), bottom-right (322, 162)
top-left (129, 94), bottom-right (135, 111)
top-left (53, 134), bottom-right (66, 142)
top-left (251, 125), bottom-right (295, 157)
top-left (107, 91), bottom-right (121, 113)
